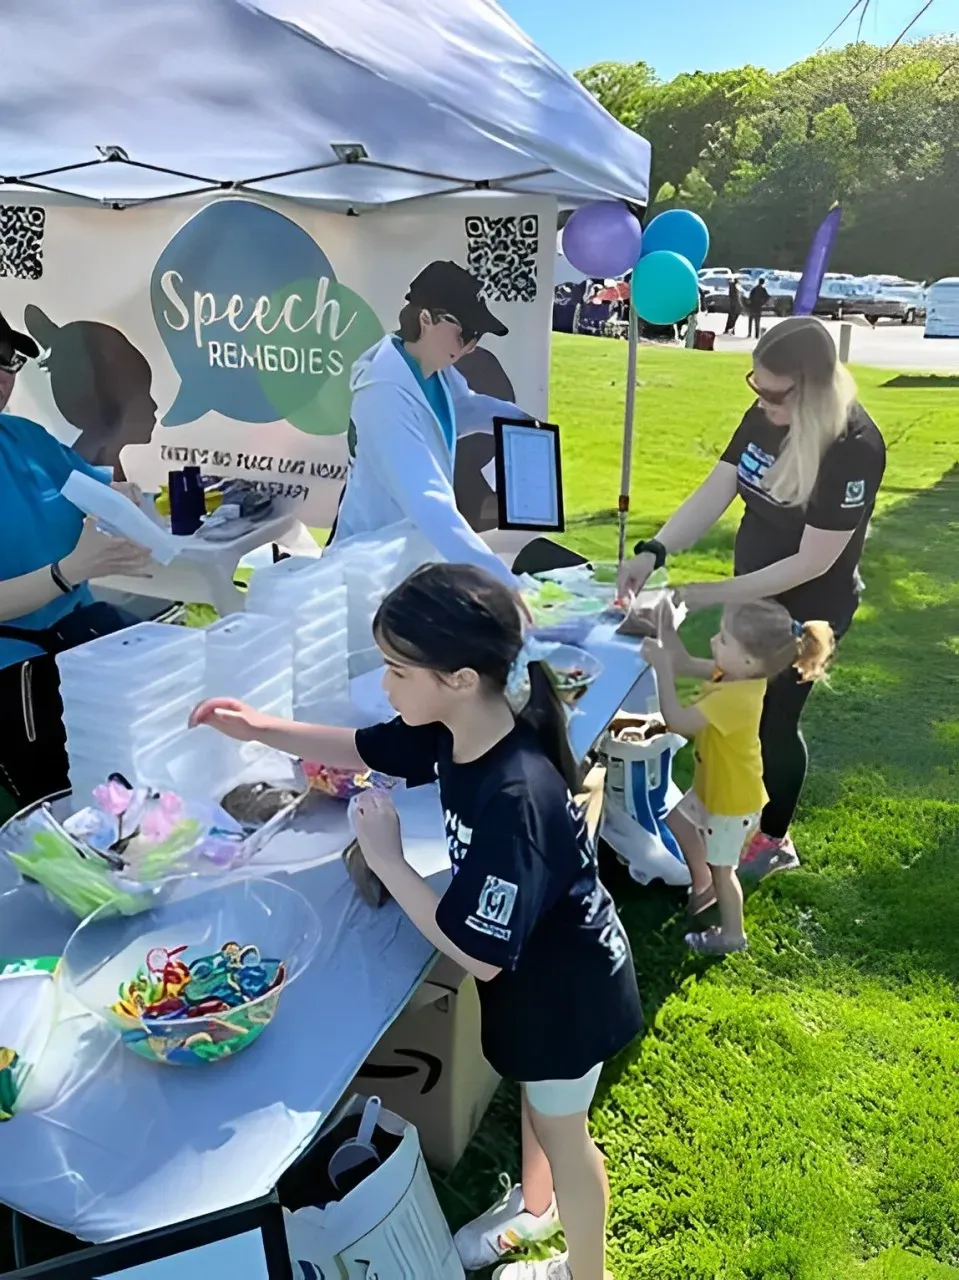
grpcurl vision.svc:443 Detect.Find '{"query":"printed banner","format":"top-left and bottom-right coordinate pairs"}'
top-left (0, 194), bottom-right (555, 529)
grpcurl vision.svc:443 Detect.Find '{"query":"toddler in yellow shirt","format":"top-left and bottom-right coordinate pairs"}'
top-left (642, 598), bottom-right (833, 955)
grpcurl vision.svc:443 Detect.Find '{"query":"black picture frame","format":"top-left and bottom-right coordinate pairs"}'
top-left (4, 1193), bottom-right (293, 1280)
top-left (492, 417), bottom-right (565, 533)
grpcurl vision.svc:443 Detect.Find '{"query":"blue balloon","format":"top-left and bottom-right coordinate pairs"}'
top-left (631, 251), bottom-right (700, 326)
top-left (640, 209), bottom-right (710, 271)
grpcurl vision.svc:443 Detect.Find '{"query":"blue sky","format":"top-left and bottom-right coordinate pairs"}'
top-left (500, 0), bottom-right (959, 78)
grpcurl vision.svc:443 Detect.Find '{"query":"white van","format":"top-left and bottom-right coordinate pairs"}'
top-left (924, 278), bottom-right (959, 338)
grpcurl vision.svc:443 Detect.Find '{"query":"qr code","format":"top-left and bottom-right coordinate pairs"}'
top-left (464, 214), bottom-right (539, 303)
top-left (0, 206), bottom-right (46, 280)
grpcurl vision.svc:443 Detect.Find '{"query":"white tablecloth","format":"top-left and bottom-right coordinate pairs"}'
top-left (0, 626), bottom-right (647, 1243)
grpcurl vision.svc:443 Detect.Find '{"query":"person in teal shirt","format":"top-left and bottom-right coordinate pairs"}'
top-left (0, 309), bottom-right (151, 808)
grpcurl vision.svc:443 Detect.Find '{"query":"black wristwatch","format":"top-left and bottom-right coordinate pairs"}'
top-left (50, 560), bottom-right (74, 594)
top-left (632, 538), bottom-right (667, 570)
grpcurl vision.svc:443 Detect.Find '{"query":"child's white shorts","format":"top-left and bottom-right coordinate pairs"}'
top-left (523, 1064), bottom-right (603, 1116)
top-left (677, 790), bottom-right (760, 868)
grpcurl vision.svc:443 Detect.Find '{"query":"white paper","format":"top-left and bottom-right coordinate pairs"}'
top-left (501, 424), bottom-right (560, 528)
top-left (61, 471), bottom-right (181, 565)
top-left (481, 458), bottom-right (497, 491)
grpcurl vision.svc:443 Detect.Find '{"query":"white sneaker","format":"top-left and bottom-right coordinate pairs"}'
top-left (453, 1177), bottom-right (559, 1271)
top-left (493, 1255), bottom-right (572, 1280)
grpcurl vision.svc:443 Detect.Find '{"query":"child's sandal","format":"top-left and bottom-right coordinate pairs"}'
top-left (685, 927), bottom-right (747, 955)
top-left (687, 886), bottom-right (717, 917)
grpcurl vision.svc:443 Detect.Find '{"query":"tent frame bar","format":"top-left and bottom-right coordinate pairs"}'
top-left (0, 150), bottom-right (562, 210)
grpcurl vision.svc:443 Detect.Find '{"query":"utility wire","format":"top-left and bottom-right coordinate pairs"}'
top-left (818, 0), bottom-right (871, 49)
top-left (884, 0), bottom-right (936, 53)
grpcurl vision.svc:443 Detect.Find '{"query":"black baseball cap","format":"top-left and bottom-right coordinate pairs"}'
top-left (406, 261), bottom-right (508, 339)
top-left (0, 309), bottom-right (39, 370)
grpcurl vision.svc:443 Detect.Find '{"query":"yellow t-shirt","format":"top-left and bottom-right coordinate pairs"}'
top-left (692, 678), bottom-right (768, 816)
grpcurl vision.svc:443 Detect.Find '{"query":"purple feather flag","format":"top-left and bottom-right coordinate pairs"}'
top-left (794, 205), bottom-right (843, 317)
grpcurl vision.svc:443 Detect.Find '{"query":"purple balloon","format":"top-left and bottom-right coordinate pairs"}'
top-left (562, 203), bottom-right (643, 278)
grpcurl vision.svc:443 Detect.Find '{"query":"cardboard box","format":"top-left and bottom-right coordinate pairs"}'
top-left (350, 957), bottom-right (500, 1174)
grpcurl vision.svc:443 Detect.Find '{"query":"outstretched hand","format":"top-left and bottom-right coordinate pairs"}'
top-left (188, 697), bottom-right (265, 741)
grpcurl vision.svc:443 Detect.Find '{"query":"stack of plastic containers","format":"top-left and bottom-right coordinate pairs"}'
top-left (325, 525), bottom-right (414, 678)
top-left (204, 612), bottom-right (294, 716)
top-left (57, 623), bottom-right (206, 803)
top-left (245, 556), bottom-right (351, 725)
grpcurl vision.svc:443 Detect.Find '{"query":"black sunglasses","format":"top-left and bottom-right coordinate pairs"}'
top-left (745, 370), bottom-right (796, 406)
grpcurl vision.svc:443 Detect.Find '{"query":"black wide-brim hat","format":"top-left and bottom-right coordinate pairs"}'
top-left (406, 260), bottom-right (508, 338)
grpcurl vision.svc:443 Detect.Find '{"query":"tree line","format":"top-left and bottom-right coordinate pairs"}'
top-left (576, 38), bottom-right (959, 281)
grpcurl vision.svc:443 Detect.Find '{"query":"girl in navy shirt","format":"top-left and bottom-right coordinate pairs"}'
top-left (193, 563), bottom-right (643, 1280)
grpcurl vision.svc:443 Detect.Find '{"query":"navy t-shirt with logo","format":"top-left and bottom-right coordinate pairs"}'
top-left (721, 401), bottom-right (886, 626)
top-left (355, 718), bottom-right (644, 1083)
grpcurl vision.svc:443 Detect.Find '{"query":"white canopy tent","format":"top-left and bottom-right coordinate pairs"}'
top-left (0, 0), bottom-right (651, 561)
top-left (0, 0), bottom-right (650, 210)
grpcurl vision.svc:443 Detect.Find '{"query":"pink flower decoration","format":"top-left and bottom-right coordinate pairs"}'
top-left (93, 779), bottom-right (133, 817)
top-left (139, 794), bottom-right (182, 843)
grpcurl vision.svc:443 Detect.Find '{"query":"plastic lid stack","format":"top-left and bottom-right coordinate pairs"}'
top-left (203, 612), bottom-right (294, 718)
top-left (245, 557), bottom-right (351, 725)
top-left (326, 529), bottom-right (412, 679)
top-left (57, 623), bottom-right (206, 803)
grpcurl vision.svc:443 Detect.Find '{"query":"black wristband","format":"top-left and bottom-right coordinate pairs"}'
top-left (632, 538), bottom-right (667, 570)
top-left (50, 561), bottom-right (74, 595)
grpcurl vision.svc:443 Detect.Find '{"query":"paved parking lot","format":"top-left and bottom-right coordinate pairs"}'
top-left (700, 313), bottom-right (959, 373)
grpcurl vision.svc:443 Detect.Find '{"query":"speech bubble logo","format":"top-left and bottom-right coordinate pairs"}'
top-left (257, 280), bottom-right (385, 436)
top-left (151, 200), bottom-right (336, 427)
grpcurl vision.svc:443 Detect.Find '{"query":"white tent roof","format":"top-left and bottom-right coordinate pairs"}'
top-left (0, 0), bottom-right (651, 210)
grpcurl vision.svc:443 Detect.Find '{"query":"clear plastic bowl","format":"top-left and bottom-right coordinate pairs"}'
top-left (0, 852), bottom-right (22, 899)
top-left (544, 644), bottom-right (604, 704)
top-left (61, 876), bottom-right (321, 1066)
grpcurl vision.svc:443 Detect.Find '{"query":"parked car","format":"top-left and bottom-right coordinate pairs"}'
top-left (860, 276), bottom-right (927, 326)
top-left (736, 267), bottom-right (773, 284)
top-left (698, 271), bottom-right (739, 312)
top-left (698, 266), bottom-right (733, 279)
top-left (762, 272), bottom-right (800, 315)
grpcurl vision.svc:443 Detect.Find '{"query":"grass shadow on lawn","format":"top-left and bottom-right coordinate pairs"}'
top-left (440, 465), bottom-right (959, 1279)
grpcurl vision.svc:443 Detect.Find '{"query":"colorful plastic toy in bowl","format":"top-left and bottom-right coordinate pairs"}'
top-left (61, 876), bottom-right (320, 1066)
top-left (303, 761), bottom-right (397, 801)
top-left (546, 645), bottom-right (604, 705)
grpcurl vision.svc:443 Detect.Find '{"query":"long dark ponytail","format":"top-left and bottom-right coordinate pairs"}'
top-left (373, 563), bottom-right (582, 794)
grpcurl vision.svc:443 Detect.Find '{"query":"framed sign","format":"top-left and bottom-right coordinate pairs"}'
top-left (6, 1194), bottom-right (293, 1280)
top-left (492, 417), bottom-right (564, 533)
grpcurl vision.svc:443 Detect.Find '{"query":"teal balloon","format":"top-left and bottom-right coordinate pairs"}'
top-left (640, 209), bottom-right (710, 271)
top-left (631, 251), bottom-right (700, 325)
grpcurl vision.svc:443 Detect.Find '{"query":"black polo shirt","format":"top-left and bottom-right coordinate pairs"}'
top-left (721, 402), bottom-right (886, 626)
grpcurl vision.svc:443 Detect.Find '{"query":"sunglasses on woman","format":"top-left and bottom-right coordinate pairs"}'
top-left (745, 370), bottom-right (796, 407)
top-left (434, 311), bottom-right (478, 348)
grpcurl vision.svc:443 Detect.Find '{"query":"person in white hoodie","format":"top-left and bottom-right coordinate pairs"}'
top-left (330, 261), bottom-right (530, 588)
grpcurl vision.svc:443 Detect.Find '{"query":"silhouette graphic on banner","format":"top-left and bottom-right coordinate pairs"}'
top-left (23, 306), bottom-right (157, 472)
top-left (453, 347), bottom-right (517, 532)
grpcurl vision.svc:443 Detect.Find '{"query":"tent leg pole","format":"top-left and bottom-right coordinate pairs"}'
top-left (617, 308), bottom-right (639, 564)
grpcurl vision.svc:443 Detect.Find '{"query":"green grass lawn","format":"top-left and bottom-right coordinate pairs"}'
top-left (437, 334), bottom-right (959, 1279)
